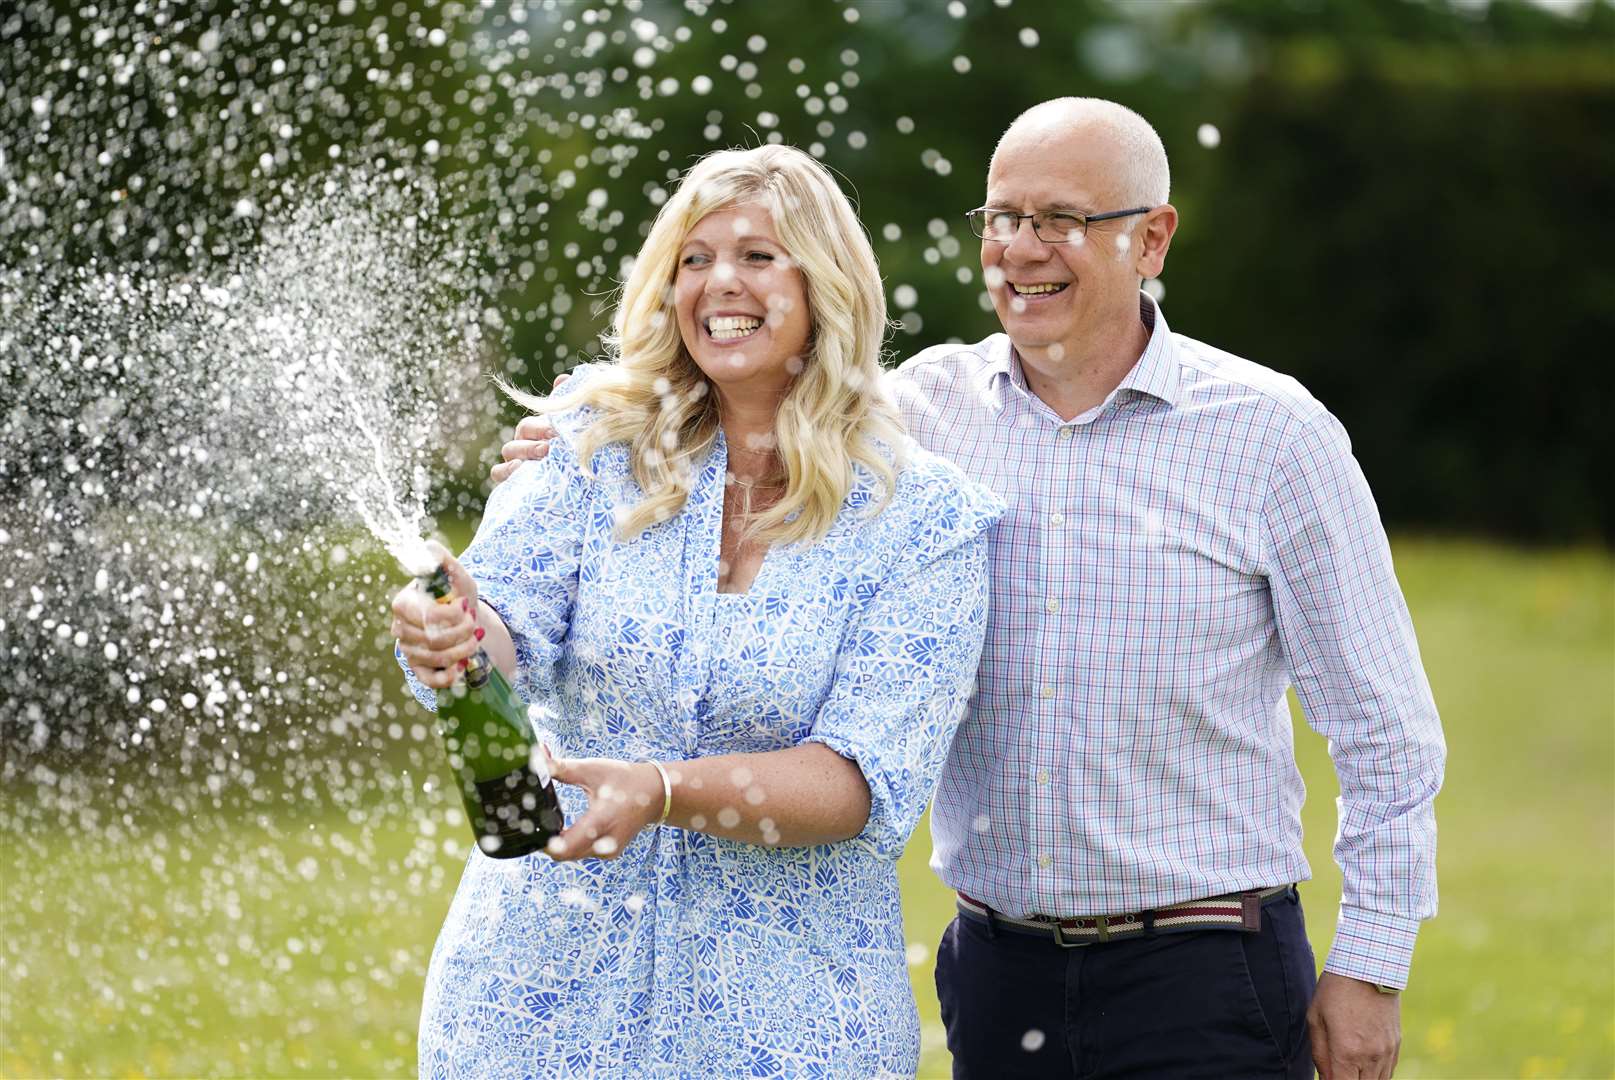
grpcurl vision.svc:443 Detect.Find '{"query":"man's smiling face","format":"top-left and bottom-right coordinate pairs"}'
top-left (980, 124), bottom-right (1146, 364)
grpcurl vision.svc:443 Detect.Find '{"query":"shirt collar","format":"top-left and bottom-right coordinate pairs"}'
top-left (1119, 291), bottom-right (1181, 407)
top-left (983, 290), bottom-right (1181, 411)
top-left (976, 334), bottom-right (1016, 414)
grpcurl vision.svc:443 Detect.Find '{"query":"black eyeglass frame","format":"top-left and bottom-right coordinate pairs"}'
top-left (964, 206), bottom-right (1156, 243)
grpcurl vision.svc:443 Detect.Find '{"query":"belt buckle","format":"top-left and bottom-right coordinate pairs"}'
top-left (1052, 917), bottom-right (1104, 948)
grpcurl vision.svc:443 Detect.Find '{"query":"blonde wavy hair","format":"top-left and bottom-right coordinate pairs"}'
top-left (506, 144), bottom-right (906, 545)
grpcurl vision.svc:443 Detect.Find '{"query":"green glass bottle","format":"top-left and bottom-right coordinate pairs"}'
top-left (417, 564), bottom-right (564, 858)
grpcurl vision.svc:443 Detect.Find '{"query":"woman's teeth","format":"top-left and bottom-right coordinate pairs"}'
top-left (1011, 283), bottom-right (1067, 296)
top-left (707, 316), bottom-right (762, 340)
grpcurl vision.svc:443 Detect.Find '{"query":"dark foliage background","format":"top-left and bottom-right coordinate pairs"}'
top-left (5, 0), bottom-right (1612, 541)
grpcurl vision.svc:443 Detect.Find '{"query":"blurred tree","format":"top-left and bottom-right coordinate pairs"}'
top-left (1166, 1), bottom-right (1615, 541)
top-left (5, 0), bottom-right (1611, 539)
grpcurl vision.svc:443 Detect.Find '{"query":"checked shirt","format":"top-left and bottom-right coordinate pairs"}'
top-left (894, 293), bottom-right (1446, 989)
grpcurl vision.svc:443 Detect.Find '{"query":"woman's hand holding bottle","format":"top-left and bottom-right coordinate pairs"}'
top-left (391, 541), bottom-right (484, 689)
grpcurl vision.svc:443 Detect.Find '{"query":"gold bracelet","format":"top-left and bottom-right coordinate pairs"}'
top-left (645, 760), bottom-right (673, 827)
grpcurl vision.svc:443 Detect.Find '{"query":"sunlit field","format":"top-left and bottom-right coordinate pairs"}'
top-left (3, 537), bottom-right (1610, 1079)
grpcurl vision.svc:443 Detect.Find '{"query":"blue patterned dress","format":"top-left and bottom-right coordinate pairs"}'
top-left (401, 368), bottom-right (1002, 1078)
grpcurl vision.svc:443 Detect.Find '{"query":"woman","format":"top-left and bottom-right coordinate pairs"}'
top-left (391, 144), bottom-right (1002, 1078)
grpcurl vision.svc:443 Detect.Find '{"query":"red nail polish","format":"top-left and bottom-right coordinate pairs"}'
top-left (474, 627), bottom-right (485, 641)
top-left (462, 598), bottom-right (471, 613)
top-left (459, 659), bottom-right (469, 670)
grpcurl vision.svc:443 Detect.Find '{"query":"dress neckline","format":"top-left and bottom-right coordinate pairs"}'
top-left (710, 429), bottom-right (774, 598)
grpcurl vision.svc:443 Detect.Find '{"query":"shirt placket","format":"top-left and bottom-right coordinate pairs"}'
top-left (1018, 408), bottom-right (1068, 912)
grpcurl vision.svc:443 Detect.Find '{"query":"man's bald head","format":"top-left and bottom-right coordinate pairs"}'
top-left (977, 97), bottom-right (1180, 378)
top-left (990, 98), bottom-right (1170, 209)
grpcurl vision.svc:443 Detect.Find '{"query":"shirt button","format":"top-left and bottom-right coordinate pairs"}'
top-left (1040, 686), bottom-right (1055, 700)
top-left (1045, 598), bottom-right (1059, 615)
top-left (1057, 427), bottom-right (1074, 440)
top-left (1049, 512), bottom-right (1065, 526)
top-left (1038, 854), bottom-right (1053, 869)
top-left (1036, 768), bottom-right (1050, 785)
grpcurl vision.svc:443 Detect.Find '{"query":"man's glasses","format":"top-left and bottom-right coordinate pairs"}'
top-left (965, 206), bottom-right (1154, 244)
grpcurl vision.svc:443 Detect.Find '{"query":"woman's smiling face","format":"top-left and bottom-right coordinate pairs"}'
top-left (674, 202), bottom-right (811, 401)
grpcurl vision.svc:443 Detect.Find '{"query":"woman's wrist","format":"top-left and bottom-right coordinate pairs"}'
top-left (643, 760), bottom-right (673, 827)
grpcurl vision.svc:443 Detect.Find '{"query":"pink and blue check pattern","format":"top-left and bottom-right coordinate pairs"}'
top-left (892, 294), bottom-right (1446, 989)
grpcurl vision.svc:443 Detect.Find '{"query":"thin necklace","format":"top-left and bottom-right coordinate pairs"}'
top-left (726, 470), bottom-right (781, 492)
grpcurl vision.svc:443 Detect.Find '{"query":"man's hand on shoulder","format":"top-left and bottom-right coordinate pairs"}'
top-left (489, 373), bottom-right (569, 485)
top-left (1308, 971), bottom-right (1401, 1079)
top-left (491, 414), bottom-right (557, 484)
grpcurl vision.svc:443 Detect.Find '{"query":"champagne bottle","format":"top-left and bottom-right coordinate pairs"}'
top-left (417, 564), bottom-right (563, 858)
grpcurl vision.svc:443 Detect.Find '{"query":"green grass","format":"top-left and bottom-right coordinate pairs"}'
top-left (3, 538), bottom-right (1611, 1078)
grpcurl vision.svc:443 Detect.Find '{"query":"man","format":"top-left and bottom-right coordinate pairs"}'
top-left (496, 98), bottom-right (1445, 1079)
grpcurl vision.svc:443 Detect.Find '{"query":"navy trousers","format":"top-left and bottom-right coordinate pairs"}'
top-left (935, 887), bottom-right (1317, 1079)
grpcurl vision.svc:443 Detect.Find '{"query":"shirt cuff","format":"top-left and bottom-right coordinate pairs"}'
top-left (1322, 904), bottom-right (1421, 990)
top-left (395, 643), bottom-right (439, 713)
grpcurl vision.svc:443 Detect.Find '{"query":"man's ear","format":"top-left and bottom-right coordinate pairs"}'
top-left (1135, 204), bottom-right (1178, 282)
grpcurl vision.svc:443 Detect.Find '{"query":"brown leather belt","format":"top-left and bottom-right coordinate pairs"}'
top-left (957, 884), bottom-right (1294, 947)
